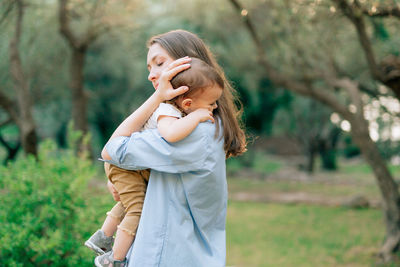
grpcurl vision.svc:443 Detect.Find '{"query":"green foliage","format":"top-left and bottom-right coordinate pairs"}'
top-left (227, 150), bottom-right (282, 174)
top-left (371, 18), bottom-right (390, 41)
top-left (377, 139), bottom-right (400, 161)
top-left (244, 78), bottom-right (293, 135)
top-left (0, 139), bottom-right (110, 266)
top-left (342, 135), bottom-right (361, 158)
top-left (320, 150), bottom-right (337, 171)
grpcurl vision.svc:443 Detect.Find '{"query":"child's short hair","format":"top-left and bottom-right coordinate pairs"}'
top-left (171, 58), bottom-right (224, 97)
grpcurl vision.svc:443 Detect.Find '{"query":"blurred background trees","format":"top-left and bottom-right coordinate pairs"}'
top-left (224, 0), bottom-right (400, 260)
top-left (2, 0), bottom-right (399, 166)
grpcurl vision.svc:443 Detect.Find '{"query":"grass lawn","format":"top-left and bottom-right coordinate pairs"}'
top-left (225, 151), bottom-right (400, 266)
top-left (226, 201), bottom-right (386, 267)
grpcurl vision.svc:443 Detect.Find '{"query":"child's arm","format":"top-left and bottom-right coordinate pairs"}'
top-left (157, 108), bottom-right (214, 143)
top-left (101, 57), bottom-right (191, 160)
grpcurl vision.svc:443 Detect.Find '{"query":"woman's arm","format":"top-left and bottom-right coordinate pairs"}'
top-left (102, 57), bottom-right (191, 160)
top-left (102, 94), bottom-right (162, 160)
top-left (103, 122), bottom-right (219, 174)
top-left (157, 108), bottom-right (214, 143)
top-left (110, 94), bottom-right (163, 139)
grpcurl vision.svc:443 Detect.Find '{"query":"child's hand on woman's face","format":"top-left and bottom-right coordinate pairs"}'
top-left (191, 108), bottom-right (215, 123)
top-left (155, 57), bottom-right (191, 101)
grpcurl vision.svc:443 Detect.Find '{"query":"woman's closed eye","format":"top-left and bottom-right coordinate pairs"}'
top-left (156, 61), bottom-right (164, 67)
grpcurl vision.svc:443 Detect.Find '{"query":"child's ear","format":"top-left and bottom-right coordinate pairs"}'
top-left (181, 98), bottom-right (193, 111)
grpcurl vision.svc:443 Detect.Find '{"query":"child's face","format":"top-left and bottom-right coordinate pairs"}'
top-left (177, 85), bottom-right (223, 114)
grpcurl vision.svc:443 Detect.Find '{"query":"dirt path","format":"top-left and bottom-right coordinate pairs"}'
top-left (229, 191), bottom-right (381, 208)
top-left (228, 157), bottom-right (382, 208)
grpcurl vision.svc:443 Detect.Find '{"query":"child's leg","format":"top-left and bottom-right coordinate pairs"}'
top-left (85, 203), bottom-right (124, 255)
top-left (84, 164), bottom-right (127, 256)
top-left (101, 163), bottom-right (127, 237)
top-left (101, 201), bottom-right (125, 237)
top-left (107, 165), bottom-right (150, 261)
top-left (113, 229), bottom-right (135, 260)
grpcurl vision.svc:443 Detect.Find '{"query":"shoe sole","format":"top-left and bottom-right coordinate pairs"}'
top-left (94, 256), bottom-right (102, 267)
top-left (84, 240), bottom-right (106, 256)
top-left (94, 254), bottom-right (126, 267)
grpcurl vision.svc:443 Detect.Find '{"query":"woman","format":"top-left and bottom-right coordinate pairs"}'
top-left (102, 30), bottom-right (246, 267)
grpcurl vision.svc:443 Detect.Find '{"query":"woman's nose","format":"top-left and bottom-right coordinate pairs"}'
top-left (213, 103), bottom-right (218, 109)
top-left (148, 69), bottom-right (157, 82)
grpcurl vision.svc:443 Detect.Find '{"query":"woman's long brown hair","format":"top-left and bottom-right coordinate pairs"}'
top-left (148, 30), bottom-right (247, 158)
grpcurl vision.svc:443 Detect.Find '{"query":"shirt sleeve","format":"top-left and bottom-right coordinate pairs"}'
top-left (155, 103), bottom-right (182, 120)
top-left (104, 123), bottom-right (214, 173)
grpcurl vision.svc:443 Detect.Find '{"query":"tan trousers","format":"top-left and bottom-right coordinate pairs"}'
top-left (104, 162), bottom-right (150, 237)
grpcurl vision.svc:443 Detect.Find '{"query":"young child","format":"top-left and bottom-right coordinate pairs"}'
top-left (85, 58), bottom-right (224, 266)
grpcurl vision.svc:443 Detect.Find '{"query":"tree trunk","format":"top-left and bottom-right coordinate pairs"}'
top-left (70, 48), bottom-right (88, 135)
top-left (319, 145), bottom-right (337, 171)
top-left (9, 0), bottom-right (37, 156)
top-left (318, 127), bottom-right (340, 171)
top-left (58, 0), bottom-right (106, 155)
top-left (69, 48), bottom-right (91, 153)
top-left (350, 117), bottom-right (400, 262)
top-left (306, 142), bottom-right (316, 173)
top-left (380, 55), bottom-right (400, 101)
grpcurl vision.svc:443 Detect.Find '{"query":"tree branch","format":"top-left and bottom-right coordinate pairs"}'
top-left (83, 24), bottom-right (110, 45)
top-left (229, 0), bottom-right (351, 119)
top-left (229, 0), bottom-right (264, 56)
top-left (59, 0), bottom-right (79, 49)
top-left (328, 54), bottom-right (384, 98)
top-left (8, 0), bottom-right (29, 126)
top-left (361, 4), bottom-right (400, 18)
top-left (59, 0), bottom-right (109, 50)
top-left (332, 0), bottom-right (384, 81)
top-left (0, 0), bottom-right (15, 25)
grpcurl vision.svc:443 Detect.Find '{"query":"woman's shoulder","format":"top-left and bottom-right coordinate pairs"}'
top-left (188, 121), bottom-right (223, 148)
top-left (192, 121), bottom-right (214, 135)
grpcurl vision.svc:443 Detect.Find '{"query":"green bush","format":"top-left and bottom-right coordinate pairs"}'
top-left (0, 140), bottom-right (111, 266)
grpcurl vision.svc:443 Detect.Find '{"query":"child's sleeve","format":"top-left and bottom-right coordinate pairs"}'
top-left (155, 103), bottom-right (182, 120)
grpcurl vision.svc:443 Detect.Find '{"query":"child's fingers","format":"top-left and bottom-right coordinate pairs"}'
top-left (208, 114), bottom-right (215, 123)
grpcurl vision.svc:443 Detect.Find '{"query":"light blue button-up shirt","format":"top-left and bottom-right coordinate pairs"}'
top-left (104, 121), bottom-right (227, 267)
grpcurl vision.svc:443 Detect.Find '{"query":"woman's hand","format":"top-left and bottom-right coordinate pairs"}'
top-left (107, 180), bottom-right (120, 201)
top-left (103, 58), bottom-right (190, 140)
top-left (155, 57), bottom-right (191, 101)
